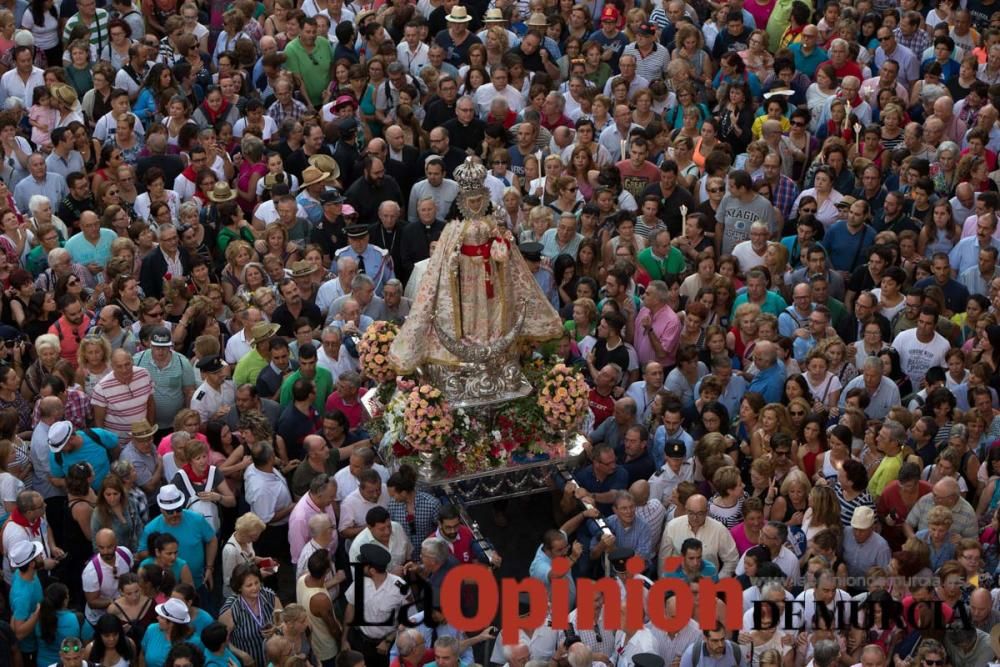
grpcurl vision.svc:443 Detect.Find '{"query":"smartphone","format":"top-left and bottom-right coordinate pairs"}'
top-left (273, 609), bottom-right (283, 626)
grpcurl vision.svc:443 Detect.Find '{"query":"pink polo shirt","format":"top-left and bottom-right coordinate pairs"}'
top-left (288, 492), bottom-right (338, 564)
top-left (634, 304), bottom-right (681, 367)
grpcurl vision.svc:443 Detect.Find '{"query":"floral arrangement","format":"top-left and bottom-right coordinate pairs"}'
top-left (401, 385), bottom-right (453, 452)
top-left (372, 356), bottom-right (588, 476)
top-left (358, 321), bottom-right (399, 386)
top-left (537, 363), bottom-right (590, 433)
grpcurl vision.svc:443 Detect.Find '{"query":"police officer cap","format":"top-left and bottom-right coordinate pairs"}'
top-left (519, 242), bottom-right (543, 262)
top-left (664, 439), bottom-right (686, 460)
top-left (632, 654), bottom-right (664, 667)
top-left (196, 355), bottom-right (227, 373)
top-left (359, 544), bottom-right (391, 570)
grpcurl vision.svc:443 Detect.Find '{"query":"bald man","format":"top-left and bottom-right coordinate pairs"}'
top-left (658, 494), bottom-right (738, 577)
top-left (905, 477), bottom-right (979, 539)
top-left (630, 479), bottom-right (666, 543)
top-left (932, 96), bottom-right (967, 144)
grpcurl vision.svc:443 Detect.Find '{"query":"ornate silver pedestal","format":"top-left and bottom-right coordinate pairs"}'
top-left (418, 358), bottom-right (531, 410)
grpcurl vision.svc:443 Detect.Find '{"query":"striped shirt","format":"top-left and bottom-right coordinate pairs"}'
top-left (133, 350), bottom-right (196, 431)
top-left (63, 9), bottom-right (111, 62)
top-left (220, 587), bottom-right (278, 667)
top-left (91, 367), bottom-right (153, 443)
top-left (834, 481), bottom-right (876, 527)
top-left (621, 42), bottom-right (670, 83)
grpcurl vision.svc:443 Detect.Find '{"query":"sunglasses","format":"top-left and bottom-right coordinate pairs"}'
top-left (789, 410), bottom-right (805, 416)
top-left (708, 187), bottom-right (724, 193)
top-left (162, 507), bottom-right (182, 515)
top-left (791, 121), bottom-right (807, 127)
top-left (923, 661), bottom-right (943, 666)
top-left (800, 208), bottom-right (817, 214)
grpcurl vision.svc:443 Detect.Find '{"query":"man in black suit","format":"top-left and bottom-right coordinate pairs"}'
top-left (420, 127), bottom-right (466, 177)
top-left (332, 117), bottom-right (362, 191)
top-left (835, 290), bottom-right (891, 344)
top-left (399, 196), bottom-right (445, 285)
top-left (139, 223), bottom-right (192, 299)
top-left (384, 124), bottom-right (420, 203)
top-left (136, 133), bottom-right (185, 191)
top-left (442, 97), bottom-right (485, 154)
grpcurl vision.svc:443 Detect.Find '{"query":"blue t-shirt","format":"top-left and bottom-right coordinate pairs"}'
top-left (35, 609), bottom-right (81, 667)
top-left (49, 427), bottom-right (118, 489)
top-left (143, 624), bottom-right (205, 667)
top-left (11, 573), bottom-right (43, 652)
top-left (139, 510), bottom-right (215, 582)
top-left (821, 221), bottom-right (876, 274)
top-left (139, 556), bottom-right (190, 586)
top-left (64, 228), bottom-right (118, 267)
top-left (205, 646), bottom-right (242, 667)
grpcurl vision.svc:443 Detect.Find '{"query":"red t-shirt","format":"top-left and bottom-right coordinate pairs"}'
top-left (589, 388), bottom-right (615, 427)
top-left (324, 387), bottom-right (369, 429)
top-left (877, 479), bottom-right (932, 549)
top-left (616, 159), bottom-right (661, 200)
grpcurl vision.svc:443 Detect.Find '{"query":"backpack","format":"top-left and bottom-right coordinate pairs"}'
top-left (90, 548), bottom-right (133, 587)
top-left (175, 465), bottom-right (221, 532)
top-left (689, 636), bottom-right (744, 667)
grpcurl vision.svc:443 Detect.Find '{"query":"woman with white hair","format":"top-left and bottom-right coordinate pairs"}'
top-left (28, 194), bottom-right (67, 240)
top-left (21, 332), bottom-right (60, 399)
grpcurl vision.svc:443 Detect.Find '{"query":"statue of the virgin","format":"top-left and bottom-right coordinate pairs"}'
top-left (389, 157), bottom-right (563, 407)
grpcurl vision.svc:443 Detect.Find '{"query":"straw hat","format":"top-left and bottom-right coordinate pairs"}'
top-left (526, 12), bottom-right (548, 27)
top-left (484, 8), bottom-right (505, 22)
top-left (130, 419), bottom-right (157, 440)
top-left (308, 154), bottom-right (341, 182)
top-left (207, 182), bottom-right (237, 203)
top-left (290, 260), bottom-right (317, 278)
top-left (51, 84), bottom-right (80, 112)
top-left (300, 166), bottom-right (331, 190)
top-left (250, 322), bottom-right (281, 347)
top-left (446, 5), bottom-right (472, 22)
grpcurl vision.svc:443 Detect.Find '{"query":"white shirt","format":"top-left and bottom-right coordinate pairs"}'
top-left (334, 464), bottom-right (390, 502)
top-left (338, 486), bottom-right (389, 552)
top-left (396, 41), bottom-right (430, 78)
top-left (1, 66), bottom-right (45, 106)
top-left (473, 82), bottom-right (525, 118)
top-left (225, 329), bottom-right (251, 365)
top-left (244, 464), bottom-right (292, 525)
top-left (348, 522), bottom-right (412, 572)
top-left (81, 548), bottom-right (134, 624)
top-left (891, 328), bottom-right (951, 388)
top-left (233, 115), bottom-right (277, 141)
top-left (189, 380), bottom-right (236, 423)
top-left (317, 344), bottom-right (357, 382)
top-left (648, 460), bottom-right (694, 506)
top-left (93, 111), bottom-right (145, 143)
top-left (2, 519), bottom-right (51, 583)
top-left (658, 515), bottom-right (739, 578)
top-left (343, 573), bottom-right (410, 639)
top-left (731, 240), bottom-right (769, 273)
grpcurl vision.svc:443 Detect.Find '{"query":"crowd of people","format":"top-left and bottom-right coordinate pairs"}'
top-left (1, 0), bottom-right (1000, 666)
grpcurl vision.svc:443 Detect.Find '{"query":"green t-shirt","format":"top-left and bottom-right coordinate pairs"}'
top-left (284, 37), bottom-right (333, 107)
top-left (278, 367), bottom-right (334, 413)
top-left (637, 246), bottom-right (686, 281)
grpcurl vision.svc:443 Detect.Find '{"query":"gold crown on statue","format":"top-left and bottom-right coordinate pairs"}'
top-left (454, 157), bottom-right (488, 194)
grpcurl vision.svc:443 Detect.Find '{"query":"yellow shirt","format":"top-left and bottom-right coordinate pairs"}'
top-left (868, 453), bottom-right (903, 498)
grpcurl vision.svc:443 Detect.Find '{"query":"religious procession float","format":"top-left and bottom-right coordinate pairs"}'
top-left (358, 157), bottom-right (591, 507)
